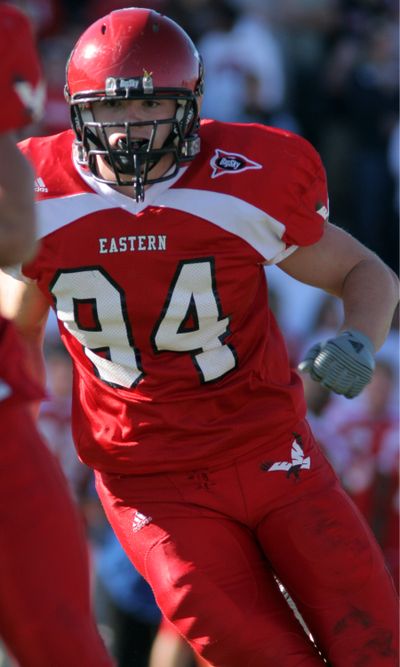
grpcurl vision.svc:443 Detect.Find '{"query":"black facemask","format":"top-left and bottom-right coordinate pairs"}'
top-left (70, 95), bottom-right (201, 202)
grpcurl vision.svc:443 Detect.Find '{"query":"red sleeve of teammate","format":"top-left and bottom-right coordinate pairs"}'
top-left (0, 4), bottom-right (45, 133)
top-left (281, 135), bottom-right (329, 248)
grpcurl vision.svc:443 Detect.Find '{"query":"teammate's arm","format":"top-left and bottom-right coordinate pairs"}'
top-left (278, 222), bottom-right (399, 397)
top-left (0, 133), bottom-right (37, 266)
top-left (0, 272), bottom-right (49, 399)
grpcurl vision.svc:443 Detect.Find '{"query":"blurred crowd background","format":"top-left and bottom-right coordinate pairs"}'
top-left (2, 0), bottom-right (399, 666)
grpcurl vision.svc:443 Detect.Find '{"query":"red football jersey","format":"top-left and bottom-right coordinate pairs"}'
top-left (18, 120), bottom-right (328, 473)
top-left (0, 4), bottom-right (45, 133)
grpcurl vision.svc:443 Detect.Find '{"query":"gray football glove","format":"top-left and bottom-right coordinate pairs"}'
top-left (298, 329), bottom-right (375, 398)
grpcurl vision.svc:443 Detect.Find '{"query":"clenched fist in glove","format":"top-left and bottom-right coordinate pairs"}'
top-left (298, 329), bottom-right (375, 398)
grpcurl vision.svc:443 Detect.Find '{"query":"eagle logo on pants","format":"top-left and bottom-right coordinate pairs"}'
top-left (260, 433), bottom-right (311, 480)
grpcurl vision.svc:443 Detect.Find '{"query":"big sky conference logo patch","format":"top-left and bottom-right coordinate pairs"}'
top-left (210, 149), bottom-right (262, 179)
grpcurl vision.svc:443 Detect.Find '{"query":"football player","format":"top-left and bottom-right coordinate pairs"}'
top-left (3, 7), bottom-right (399, 666)
top-left (0, 5), bottom-right (113, 666)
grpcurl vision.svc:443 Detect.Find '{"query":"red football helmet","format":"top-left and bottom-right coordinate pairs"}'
top-left (65, 8), bottom-right (203, 199)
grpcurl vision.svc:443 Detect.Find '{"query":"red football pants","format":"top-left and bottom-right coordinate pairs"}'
top-left (0, 401), bottom-right (113, 667)
top-left (96, 420), bottom-right (399, 667)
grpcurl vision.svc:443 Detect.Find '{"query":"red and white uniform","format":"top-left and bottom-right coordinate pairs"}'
top-left (0, 7), bottom-right (113, 666)
top-left (19, 120), bottom-right (327, 473)
top-left (0, 3), bottom-right (44, 133)
top-left (17, 121), bottom-right (399, 666)
top-left (0, 3), bottom-right (45, 407)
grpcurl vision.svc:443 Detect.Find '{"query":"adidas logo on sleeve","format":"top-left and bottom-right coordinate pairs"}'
top-left (34, 177), bottom-right (48, 192)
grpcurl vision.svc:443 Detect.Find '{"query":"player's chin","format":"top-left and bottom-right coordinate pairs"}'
top-left (116, 168), bottom-right (140, 182)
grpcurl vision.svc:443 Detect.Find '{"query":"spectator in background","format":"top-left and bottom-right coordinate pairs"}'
top-left (87, 492), bottom-right (162, 667)
top-left (341, 20), bottom-right (399, 271)
top-left (297, 293), bottom-right (343, 361)
top-left (149, 618), bottom-right (210, 667)
top-left (319, 10), bottom-right (399, 272)
top-left (38, 343), bottom-right (90, 500)
top-left (322, 361), bottom-right (399, 589)
top-left (301, 358), bottom-right (399, 592)
top-left (6, 0), bottom-right (66, 38)
top-left (270, 0), bottom-right (340, 147)
top-left (38, 34), bottom-right (78, 136)
top-left (161, 0), bottom-right (233, 45)
top-left (198, 0), bottom-right (287, 125)
top-left (387, 120), bottom-right (399, 218)
top-left (83, 0), bottom-right (168, 25)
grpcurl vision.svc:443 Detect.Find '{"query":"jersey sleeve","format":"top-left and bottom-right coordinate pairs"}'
top-left (0, 5), bottom-right (45, 133)
top-left (279, 136), bottom-right (329, 251)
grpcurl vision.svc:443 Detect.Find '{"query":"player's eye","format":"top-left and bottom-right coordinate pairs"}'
top-left (102, 99), bottom-right (124, 108)
top-left (141, 100), bottom-right (160, 109)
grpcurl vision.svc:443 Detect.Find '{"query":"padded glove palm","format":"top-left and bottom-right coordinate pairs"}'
top-left (298, 329), bottom-right (375, 398)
